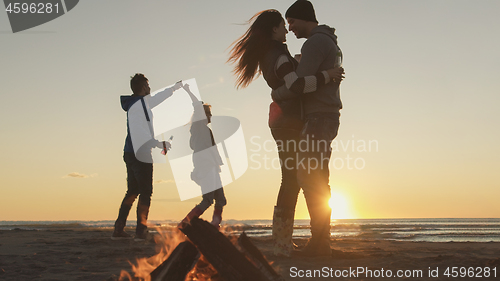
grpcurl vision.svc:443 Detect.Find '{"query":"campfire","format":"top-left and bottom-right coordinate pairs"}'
top-left (119, 218), bottom-right (283, 281)
top-left (118, 227), bottom-right (187, 281)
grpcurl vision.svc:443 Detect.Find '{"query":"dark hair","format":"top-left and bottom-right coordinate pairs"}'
top-left (203, 103), bottom-right (212, 113)
top-left (130, 73), bottom-right (148, 95)
top-left (228, 10), bottom-right (284, 89)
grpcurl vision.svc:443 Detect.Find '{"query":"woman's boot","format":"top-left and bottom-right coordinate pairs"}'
top-left (272, 206), bottom-right (295, 257)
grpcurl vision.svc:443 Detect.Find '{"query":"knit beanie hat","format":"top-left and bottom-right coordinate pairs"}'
top-left (285, 0), bottom-right (318, 23)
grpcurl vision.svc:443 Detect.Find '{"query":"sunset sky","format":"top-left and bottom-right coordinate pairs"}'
top-left (1, 0), bottom-right (499, 222)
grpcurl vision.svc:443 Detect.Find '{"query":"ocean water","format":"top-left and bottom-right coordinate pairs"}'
top-left (1, 218), bottom-right (500, 243)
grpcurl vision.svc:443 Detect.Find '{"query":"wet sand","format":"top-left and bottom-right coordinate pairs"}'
top-left (1, 227), bottom-right (499, 281)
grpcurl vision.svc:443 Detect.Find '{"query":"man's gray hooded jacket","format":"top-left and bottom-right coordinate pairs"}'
top-left (273, 24), bottom-right (343, 115)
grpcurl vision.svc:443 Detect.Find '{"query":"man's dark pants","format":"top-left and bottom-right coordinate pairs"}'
top-left (297, 112), bottom-right (340, 241)
top-left (114, 152), bottom-right (153, 235)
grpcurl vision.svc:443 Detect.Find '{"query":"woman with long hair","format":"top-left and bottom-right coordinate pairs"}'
top-left (228, 9), bottom-right (344, 257)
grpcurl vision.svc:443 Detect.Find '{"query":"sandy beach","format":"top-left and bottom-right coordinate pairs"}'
top-left (1, 227), bottom-right (499, 281)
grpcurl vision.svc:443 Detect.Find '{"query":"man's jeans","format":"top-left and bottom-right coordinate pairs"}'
top-left (115, 152), bottom-right (153, 234)
top-left (297, 113), bottom-right (340, 239)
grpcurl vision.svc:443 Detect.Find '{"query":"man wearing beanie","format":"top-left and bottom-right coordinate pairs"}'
top-left (272, 0), bottom-right (344, 257)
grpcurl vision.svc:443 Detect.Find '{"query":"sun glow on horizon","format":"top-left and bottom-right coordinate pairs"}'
top-left (329, 191), bottom-right (351, 219)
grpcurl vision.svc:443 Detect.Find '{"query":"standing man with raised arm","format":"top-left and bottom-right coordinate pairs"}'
top-left (272, 0), bottom-right (344, 257)
top-left (112, 74), bottom-right (181, 241)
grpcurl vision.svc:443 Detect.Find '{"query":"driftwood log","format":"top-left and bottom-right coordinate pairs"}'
top-left (180, 218), bottom-right (273, 281)
top-left (150, 241), bottom-right (199, 281)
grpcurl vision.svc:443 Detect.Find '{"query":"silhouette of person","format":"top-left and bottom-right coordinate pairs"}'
top-left (113, 74), bottom-right (181, 241)
top-left (271, 0), bottom-right (344, 256)
top-left (228, 8), bottom-right (344, 256)
top-left (178, 83), bottom-right (227, 230)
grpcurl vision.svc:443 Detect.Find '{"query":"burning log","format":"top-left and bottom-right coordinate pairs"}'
top-left (149, 241), bottom-right (199, 281)
top-left (180, 218), bottom-right (274, 281)
top-left (238, 232), bottom-right (285, 281)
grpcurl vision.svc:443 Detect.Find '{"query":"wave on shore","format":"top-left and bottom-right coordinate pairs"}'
top-left (2, 218), bottom-right (500, 243)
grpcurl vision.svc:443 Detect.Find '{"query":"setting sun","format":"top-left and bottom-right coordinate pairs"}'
top-left (329, 191), bottom-right (350, 219)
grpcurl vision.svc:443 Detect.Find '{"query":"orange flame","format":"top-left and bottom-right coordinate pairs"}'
top-left (185, 256), bottom-right (220, 281)
top-left (118, 224), bottom-right (259, 281)
top-left (119, 226), bottom-right (186, 281)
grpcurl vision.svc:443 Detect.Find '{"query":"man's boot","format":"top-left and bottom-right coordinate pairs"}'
top-left (296, 201), bottom-right (332, 257)
top-left (135, 203), bottom-right (150, 241)
top-left (272, 206), bottom-right (296, 257)
top-left (111, 203), bottom-right (133, 240)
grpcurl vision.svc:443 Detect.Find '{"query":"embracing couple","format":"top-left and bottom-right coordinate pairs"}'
top-left (229, 0), bottom-right (344, 257)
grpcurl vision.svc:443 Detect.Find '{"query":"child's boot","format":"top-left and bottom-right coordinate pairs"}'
top-left (178, 206), bottom-right (204, 229)
top-left (211, 208), bottom-right (223, 229)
